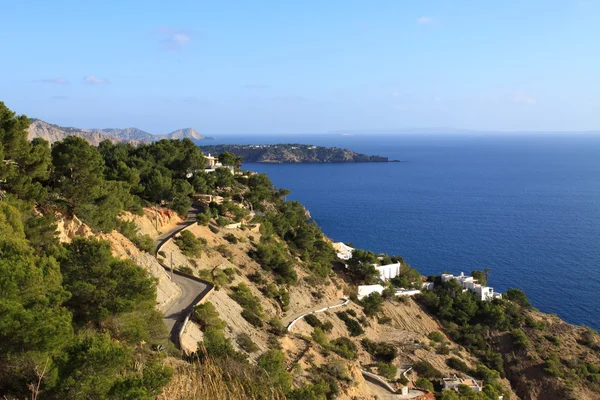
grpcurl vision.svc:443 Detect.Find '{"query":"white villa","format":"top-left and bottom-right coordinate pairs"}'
top-left (375, 262), bottom-right (401, 281)
top-left (443, 374), bottom-right (483, 393)
top-left (441, 272), bottom-right (502, 301)
top-left (332, 242), bottom-right (354, 260)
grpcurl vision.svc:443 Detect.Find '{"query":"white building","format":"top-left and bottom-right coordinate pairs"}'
top-left (357, 285), bottom-right (421, 300)
top-left (375, 262), bottom-right (401, 280)
top-left (357, 284), bottom-right (385, 300)
top-left (441, 272), bottom-right (502, 301)
top-left (332, 242), bottom-right (354, 260)
top-left (422, 281), bottom-right (435, 290)
top-left (443, 374), bottom-right (483, 392)
top-left (204, 153), bottom-right (234, 173)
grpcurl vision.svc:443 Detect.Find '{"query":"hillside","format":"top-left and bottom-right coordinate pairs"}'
top-left (2, 101), bottom-right (600, 400)
top-left (28, 118), bottom-right (213, 145)
top-left (199, 144), bottom-right (396, 163)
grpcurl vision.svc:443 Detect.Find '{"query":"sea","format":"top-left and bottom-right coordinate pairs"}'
top-left (205, 133), bottom-right (600, 330)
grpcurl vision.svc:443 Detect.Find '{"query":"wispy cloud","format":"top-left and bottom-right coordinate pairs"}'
top-left (83, 75), bottom-right (110, 84)
top-left (33, 78), bottom-right (69, 85)
top-left (417, 17), bottom-right (435, 24)
top-left (391, 91), bottom-right (400, 97)
top-left (51, 95), bottom-right (68, 100)
top-left (434, 96), bottom-right (442, 102)
top-left (512, 91), bottom-right (537, 104)
top-left (155, 27), bottom-right (193, 51)
top-left (243, 83), bottom-right (270, 89)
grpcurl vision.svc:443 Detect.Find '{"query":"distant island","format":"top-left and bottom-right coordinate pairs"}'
top-left (198, 144), bottom-right (398, 163)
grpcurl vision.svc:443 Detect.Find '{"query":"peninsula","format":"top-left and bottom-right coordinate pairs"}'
top-left (198, 144), bottom-right (397, 163)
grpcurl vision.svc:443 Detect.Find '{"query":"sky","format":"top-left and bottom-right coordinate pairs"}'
top-left (1, 0), bottom-right (599, 134)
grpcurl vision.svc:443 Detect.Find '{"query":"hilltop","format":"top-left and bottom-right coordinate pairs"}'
top-left (28, 118), bottom-right (213, 145)
top-left (199, 144), bottom-right (396, 163)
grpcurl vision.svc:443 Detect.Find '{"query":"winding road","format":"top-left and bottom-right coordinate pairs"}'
top-left (154, 206), bottom-right (211, 345)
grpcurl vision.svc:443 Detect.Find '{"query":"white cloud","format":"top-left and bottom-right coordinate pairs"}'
top-left (83, 75), bottom-right (110, 84)
top-left (34, 78), bottom-right (69, 84)
top-left (417, 17), bottom-right (435, 24)
top-left (512, 92), bottom-right (537, 104)
top-left (155, 27), bottom-right (193, 50)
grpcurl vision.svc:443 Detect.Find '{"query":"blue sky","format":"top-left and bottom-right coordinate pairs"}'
top-left (1, 0), bottom-right (599, 134)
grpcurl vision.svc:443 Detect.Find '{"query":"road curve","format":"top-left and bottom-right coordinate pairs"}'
top-left (154, 206), bottom-right (210, 345)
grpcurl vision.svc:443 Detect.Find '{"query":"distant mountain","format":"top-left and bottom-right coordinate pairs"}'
top-left (28, 119), bottom-right (213, 145)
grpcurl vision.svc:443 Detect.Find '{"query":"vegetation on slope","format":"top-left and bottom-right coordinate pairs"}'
top-left (199, 144), bottom-right (392, 163)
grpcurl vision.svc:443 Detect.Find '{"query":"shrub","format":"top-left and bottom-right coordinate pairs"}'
top-left (428, 331), bottom-right (445, 343)
top-left (446, 357), bottom-right (470, 373)
top-left (545, 335), bottom-right (561, 346)
top-left (361, 339), bottom-right (397, 362)
top-left (336, 311), bottom-right (364, 337)
top-left (361, 292), bottom-right (384, 317)
top-left (378, 316), bottom-right (392, 325)
top-left (269, 318), bottom-right (287, 336)
top-left (376, 362), bottom-right (397, 380)
top-left (194, 302), bottom-right (226, 331)
top-left (506, 288), bottom-right (531, 308)
top-left (224, 233), bottom-right (238, 244)
top-left (209, 224), bottom-right (220, 234)
top-left (412, 360), bottom-right (442, 379)
top-left (178, 265), bottom-right (193, 275)
top-left (216, 216), bottom-right (232, 227)
top-left (237, 333), bottom-right (259, 353)
top-left (241, 310), bottom-right (263, 328)
top-left (330, 337), bottom-right (358, 360)
top-left (311, 327), bottom-right (329, 347)
top-left (214, 244), bottom-right (233, 258)
top-left (196, 211), bottom-right (211, 225)
top-left (511, 329), bottom-right (530, 350)
top-left (174, 230), bottom-right (203, 257)
top-left (415, 377), bottom-right (434, 392)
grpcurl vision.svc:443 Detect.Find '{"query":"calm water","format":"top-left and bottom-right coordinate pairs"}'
top-left (208, 133), bottom-right (600, 330)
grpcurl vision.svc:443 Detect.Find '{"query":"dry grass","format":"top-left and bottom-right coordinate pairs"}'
top-left (158, 356), bottom-right (285, 400)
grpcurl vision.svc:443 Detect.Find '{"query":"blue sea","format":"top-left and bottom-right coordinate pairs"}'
top-left (207, 133), bottom-right (600, 330)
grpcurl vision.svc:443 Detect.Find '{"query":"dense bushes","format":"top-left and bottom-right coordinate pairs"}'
top-left (230, 283), bottom-right (264, 327)
top-left (412, 360), bottom-right (442, 379)
top-left (361, 338), bottom-right (397, 362)
top-left (174, 230), bottom-right (205, 257)
top-left (336, 311), bottom-right (364, 336)
top-left (330, 337), bottom-right (358, 360)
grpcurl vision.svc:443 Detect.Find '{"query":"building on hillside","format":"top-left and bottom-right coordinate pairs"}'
top-left (441, 272), bottom-right (502, 301)
top-left (357, 284), bottom-right (385, 300)
top-left (422, 281), bottom-right (435, 290)
top-left (375, 262), bottom-right (401, 280)
top-left (332, 242), bottom-right (354, 260)
top-left (357, 285), bottom-right (421, 300)
top-left (443, 374), bottom-right (483, 393)
top-left (204, 153), bottom-right (234, 173)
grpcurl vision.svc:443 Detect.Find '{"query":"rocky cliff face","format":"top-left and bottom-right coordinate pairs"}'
top-left (28, 119), bottom-right (213, 145)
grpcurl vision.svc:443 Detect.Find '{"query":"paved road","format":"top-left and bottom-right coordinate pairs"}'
top-left (154, 206), bottom-right (209, 345)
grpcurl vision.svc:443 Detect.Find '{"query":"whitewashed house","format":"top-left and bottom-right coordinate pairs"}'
top-left (375, 262), bottom-right (401, 281)
top-left (332, 242), bottom-right (354, 260)
top-left (441, 272), bottom-right (502, 301)
top-left (357, 284), bottom-right (385, 300)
